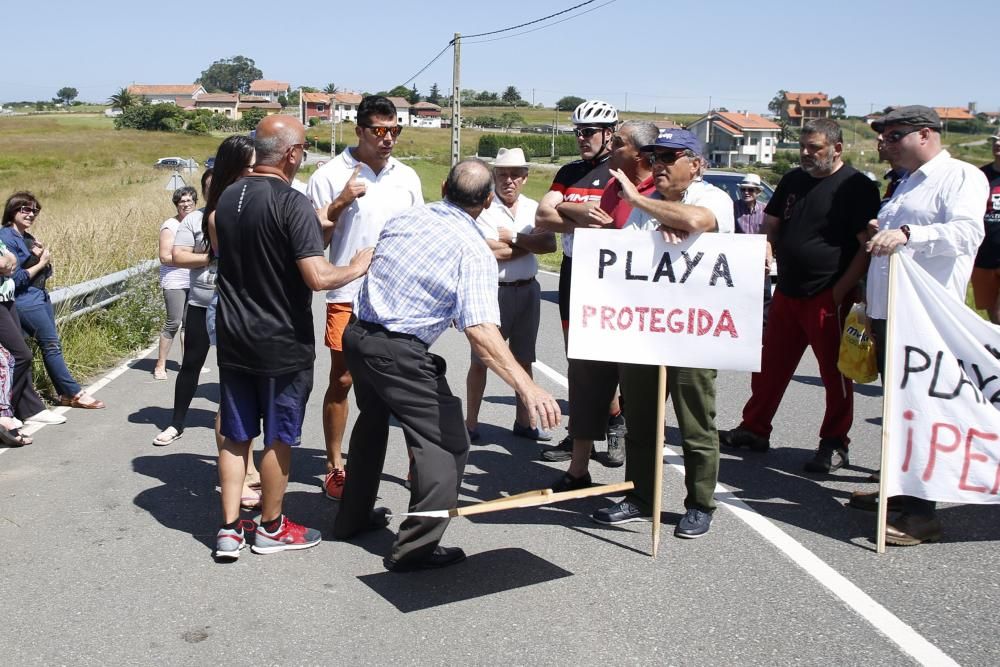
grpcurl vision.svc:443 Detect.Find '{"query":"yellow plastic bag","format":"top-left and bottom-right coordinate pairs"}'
top-left (837, 302), bottom-right (878, 384)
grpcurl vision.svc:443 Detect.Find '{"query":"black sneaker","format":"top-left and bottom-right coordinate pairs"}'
top-left (551, 471), bottom-right (591, 492)
top-left (540, 434), bottom-right (574, 462)
top-left (803, 440), bottom-right (849, 473)
top-left (604, 417), bottom-right (626, 468)
top-left (675, 508), bottom-right (713, 538)
top-left (720, 427), bottom-right (770, 452)
top-left (591, 498), bottom-right (651, 525)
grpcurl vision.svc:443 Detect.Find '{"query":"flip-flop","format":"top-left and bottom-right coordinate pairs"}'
top-left (59, 394), bottom-right (106, 409)
top-left (153, 426), bottom-right (182, 446)
top-left (153, 368), bottom-right (168, 380)
top-left (0, 425), bottom-right (32, 447)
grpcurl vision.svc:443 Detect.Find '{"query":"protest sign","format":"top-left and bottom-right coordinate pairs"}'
top-left (567, 229), bottom-right (766, 372)
top-left (883, 254), bottom-right (1000, 505)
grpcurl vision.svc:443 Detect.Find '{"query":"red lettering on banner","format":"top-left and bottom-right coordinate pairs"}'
top-left (923, 422), bottom-right (961, 482)
top-left (902, 410), bottom-right (915, 472)
top-left (959, 429), bottom-right (997, 494)
top-left (635, 307), bottom-right (649, 329)
top-left (601, 306), bottom-right (615, 330)
top-left (582, 305), bottom-right (596, 327)
top-left (715, 310), bottom-right (738, 338)
top-left (696, 309), bottom-right (712, 335)
top-left (650, 308), bottom-right (665, 333)
top-left (667, 309), bottom-right (684, 333)
top-left (687, 309), bottom-right (695, 334)
top-left (617, 307), bottom-right (634, 329)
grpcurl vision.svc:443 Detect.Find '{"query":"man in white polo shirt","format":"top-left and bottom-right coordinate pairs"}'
top-left (307, 95), bottom-right (423, 500)
top-left (465, 148), bottom-right (556, 441)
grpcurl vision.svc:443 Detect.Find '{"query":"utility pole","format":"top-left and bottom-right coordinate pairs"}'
top-left (551, 109), bottom-right (557, 160)
top-left (624, 92), bottom-right (628, 112)
top-left (532, 88), bottom-right (535, 106)
top-left (451, 33), bottom-right (461, 167)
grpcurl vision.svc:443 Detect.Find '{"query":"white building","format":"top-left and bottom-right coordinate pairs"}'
top-left (688, 111), bottom-right (782, 167)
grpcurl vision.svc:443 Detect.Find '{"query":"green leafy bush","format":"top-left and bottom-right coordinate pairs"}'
top-left (477, 133), bottom-right (577, 158)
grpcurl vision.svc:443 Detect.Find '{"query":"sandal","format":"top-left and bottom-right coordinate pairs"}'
top-left (0, 425), bottom-right (32, 447)
top-left (244, 470), bottom-right (261, 489)
top-left (59, 392), bottom-right (106, 410)
top-left (240, 487), bottom-right (261, 510)
top-left (153, 368), bottom-right (168, 381)
top-left (153, 426), bottom-right (182, 446)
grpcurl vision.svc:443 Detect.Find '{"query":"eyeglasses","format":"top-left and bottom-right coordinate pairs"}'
top-left (646, 150), bottom-right (687, 166)
top-left (573, 127), bottom-right (607, 139)
top-left (363, 125), bottom-right (402, 139)
top-left (739, 187), bottom-right (761, 193)
top-left (18, 205), bottom-right (40, 215)
top-left (881, 127), bottom-right (923, 144)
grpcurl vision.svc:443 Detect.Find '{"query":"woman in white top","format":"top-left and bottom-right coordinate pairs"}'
top-left (154, 187), bottom-right (194, 380)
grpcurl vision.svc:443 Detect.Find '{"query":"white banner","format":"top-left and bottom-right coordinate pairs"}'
top-left (567, 229), bottom-right (765, 371)
top-left (885, 254), bottom-right (1000, 503)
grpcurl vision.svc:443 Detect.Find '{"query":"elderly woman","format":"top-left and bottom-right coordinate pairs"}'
top-left (154, 187), bottom-right (194, 380)
top-left (0, 192), bottom-right (97, 415)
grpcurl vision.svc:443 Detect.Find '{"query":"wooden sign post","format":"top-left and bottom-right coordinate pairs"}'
top-left (652, 366), bottom-right (667, 557)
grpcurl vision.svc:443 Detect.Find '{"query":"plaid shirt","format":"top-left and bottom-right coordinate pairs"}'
top-left (356, 200), bottom-right (500, 345)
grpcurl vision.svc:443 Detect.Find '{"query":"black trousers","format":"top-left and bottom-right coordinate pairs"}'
top-left (0, 301), bottom-right (45, 419)
top-left (170, 305), bottom-right (210, 431)
top-left (333, 320), bottom-right (469, 564)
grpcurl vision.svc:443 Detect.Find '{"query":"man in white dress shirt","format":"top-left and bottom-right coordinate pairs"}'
top-left (465, 148), bottom-right (556, 441)
top-left (866, 105), bottom-right (989, 546)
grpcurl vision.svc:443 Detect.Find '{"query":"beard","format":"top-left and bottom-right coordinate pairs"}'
top-left (802, 151), bottom-right (835, 177)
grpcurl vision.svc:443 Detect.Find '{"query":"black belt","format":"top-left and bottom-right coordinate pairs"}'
top-left (354, 319), bottom-right (427, 348)
top-left (498, 278), bottom-right (535, 288)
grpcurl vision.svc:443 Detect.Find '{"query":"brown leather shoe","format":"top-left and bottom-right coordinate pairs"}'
top-left (885, 513), bottom-right (942, 546)
top-left (847, 491), bottom-right (903, 512)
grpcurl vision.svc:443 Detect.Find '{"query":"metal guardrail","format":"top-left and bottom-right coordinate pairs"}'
top-left (49, 259), bottom-right (158, 324)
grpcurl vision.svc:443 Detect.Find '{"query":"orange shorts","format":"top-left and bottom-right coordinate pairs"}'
top-left (324, 302), bottom-right (353, 351)
top-left (971, 267), bottom-right (1000, 310)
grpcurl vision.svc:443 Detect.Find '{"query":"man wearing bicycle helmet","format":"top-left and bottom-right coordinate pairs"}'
top-left (536, 99), bottom-right (626, 491)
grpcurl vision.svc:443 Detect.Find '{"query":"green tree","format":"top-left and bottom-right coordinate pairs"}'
top-left (427, 83), bottom-right (441, 105)
top-left (323, 83), bottom-right (339, 94)
top-left (277, 94), bottom-right (288, 107)
top-left (502, 86), bottom-right (521, 105)
top-left (114, 103), bottom-right (186, 132)
top-left (830, 95), bottom-right (847, 119)
top-left (475, 90), bottom-right (499, 102)
top-left (107, 86), bottom-right (135, 111)
top-left (409, 84), bottom-right (421, 104)
top-left (555, 95), bottom-right (585, 111)
top-left (500, 111), bottom-right (524, 130)
top-left (55, 87), bottom-right (78, 105)
top-left (382, 85), bottom-right (412, 100)
top-left (196, 55), bottom-right (263, 93)
top-left (767, 89), bottom-right (788, 116)
top-left (239, 108), bottom-right (268, 131)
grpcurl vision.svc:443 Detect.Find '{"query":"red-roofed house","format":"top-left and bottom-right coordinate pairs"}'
top-left (332, 92), bottom-right (364, 122)
top-left (386, 97), bottom-right (412, 126)
top-left (781, 92), bottom-right (831, 127)
top-left (934, 107), bottom-right (975, 121)
top-left (193, 94), bottom-right (282, 120)
top-left (248, 80), bottom-right (291, 103)
top-left (410, 101), bottom-right (442, 128)
top-left (301, 92), bottom-right (332, 122)
top-left (688, 111), bottom-right (782, 166)
top-left (127, 84), bottom-right (206, 106)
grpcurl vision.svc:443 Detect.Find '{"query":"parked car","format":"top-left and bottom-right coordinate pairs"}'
top-left (205, 156), bottom-right (215, 170)
top-left (154, 157), bottom-right (198, 170)
top-left (702, 170), bottom-right (775, 205)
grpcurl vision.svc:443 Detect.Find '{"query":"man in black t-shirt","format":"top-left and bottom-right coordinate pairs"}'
top-left (971, 134), bottom-right (1000, 324)
top-left (722, 118), bottom-right (880, 474)
top-left (211, 115), bottom-right (372, 560)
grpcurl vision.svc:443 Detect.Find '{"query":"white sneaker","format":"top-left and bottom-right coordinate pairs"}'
top-left (26, 409), bottom-right (67, 425)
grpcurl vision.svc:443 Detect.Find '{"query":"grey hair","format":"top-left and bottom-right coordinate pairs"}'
top-left (172, 186), bottom-right (197, 205)
top-left (254, 124), bottom-right (300, 166)
top-left (445, 158), bottom-right (495, 209)
top-left (619, 120), bottom-right (659, 150)
top-left (802, 117), bottom-right (843, 145)
top-left (682, 149), bottom-right (707, 177)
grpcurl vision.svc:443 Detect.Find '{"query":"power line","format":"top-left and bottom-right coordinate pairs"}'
top-left (464, 0), bottom-right (617, 45)
top-left (398, 42), bottom-right (454, 88)
top-left (462, 0), bottom-right (601, 40)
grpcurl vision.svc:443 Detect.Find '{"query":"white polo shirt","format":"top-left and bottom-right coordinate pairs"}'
top-left (307, 148), bottom-right (423, 304)
top-left (866, 150), bottom-right (988, 319)
top-left (475, 193), bottom-right (540, 282)
top-left (623, 179), bottom-right (736, 234)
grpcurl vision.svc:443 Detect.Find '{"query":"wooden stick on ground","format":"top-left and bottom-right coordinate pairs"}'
top-left (399, 482), bottom-right (635, 518)
top-left (652, 365), bottom-right (667, 558)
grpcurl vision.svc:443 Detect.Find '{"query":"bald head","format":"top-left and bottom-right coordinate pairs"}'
top-left (444, 158), bottom-right (494, 212)
top-left (254, 115), bottom-right (306, 166)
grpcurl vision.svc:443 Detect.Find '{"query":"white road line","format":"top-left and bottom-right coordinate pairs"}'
top-left (10, 342), bottom-right (158, 444)
top-left (531, 360), bottom-right (568, 389)
top-left (538, 269), bottom-right (560, 278)
top-left (540, 362), bottom-right (957, 667)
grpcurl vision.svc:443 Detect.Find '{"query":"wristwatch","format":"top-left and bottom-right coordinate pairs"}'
top-left (900, 225), bottom-right (911, 244)
top-left (510, 231), bottom-right (519, 246)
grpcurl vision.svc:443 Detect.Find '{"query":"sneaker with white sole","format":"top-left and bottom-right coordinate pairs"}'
top-left (251, 516), bottom-right (322, 554)
top-left (26, 409), bottom-right (67, 425)
top-left (214, 519), bottom-right (257, 560)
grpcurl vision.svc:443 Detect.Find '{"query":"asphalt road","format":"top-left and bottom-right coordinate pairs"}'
top-left (1, 271), bottom-right (997, 666)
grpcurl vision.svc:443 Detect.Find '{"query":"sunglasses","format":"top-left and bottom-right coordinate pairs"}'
top-left (363, 125), bottom-right (403, 139)
top-left (573, 127), bottom-right (607, 139)
top-left (646, 150), bottom-right (687, 166)
top-left (18, 205), bottom-right (40, 215)
top-left (881, 127), bottom-right (923, 144)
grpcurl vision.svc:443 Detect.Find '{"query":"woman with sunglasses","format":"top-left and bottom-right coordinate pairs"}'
top-left (0, 192), bottom-right (105, 413)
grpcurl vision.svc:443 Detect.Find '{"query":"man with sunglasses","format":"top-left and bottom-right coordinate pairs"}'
top-left (865, 105), bottom-right (988, 546)
top-left (591, 129), bottom-right (734, 537)
top-left (734, 173), bottom-right (773, 328)
top-left (535, 100), bottom-right (628, 489)
top-left (307, 95), bottom-right (423, 501)
top-left (722, 118), bottom-right (880, 475)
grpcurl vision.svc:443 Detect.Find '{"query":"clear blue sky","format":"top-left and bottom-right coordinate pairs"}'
top-left (4, 0), bottom-right (998, 117)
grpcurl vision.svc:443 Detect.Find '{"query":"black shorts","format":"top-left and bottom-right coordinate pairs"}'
top-left (558, 254), bottom-right (572, 326)
top-left (568, 358), bottom-right (619, 441)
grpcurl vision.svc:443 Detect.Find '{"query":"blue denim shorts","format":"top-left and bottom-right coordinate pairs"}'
top-left (219, 366), bottom-right (313, 446)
